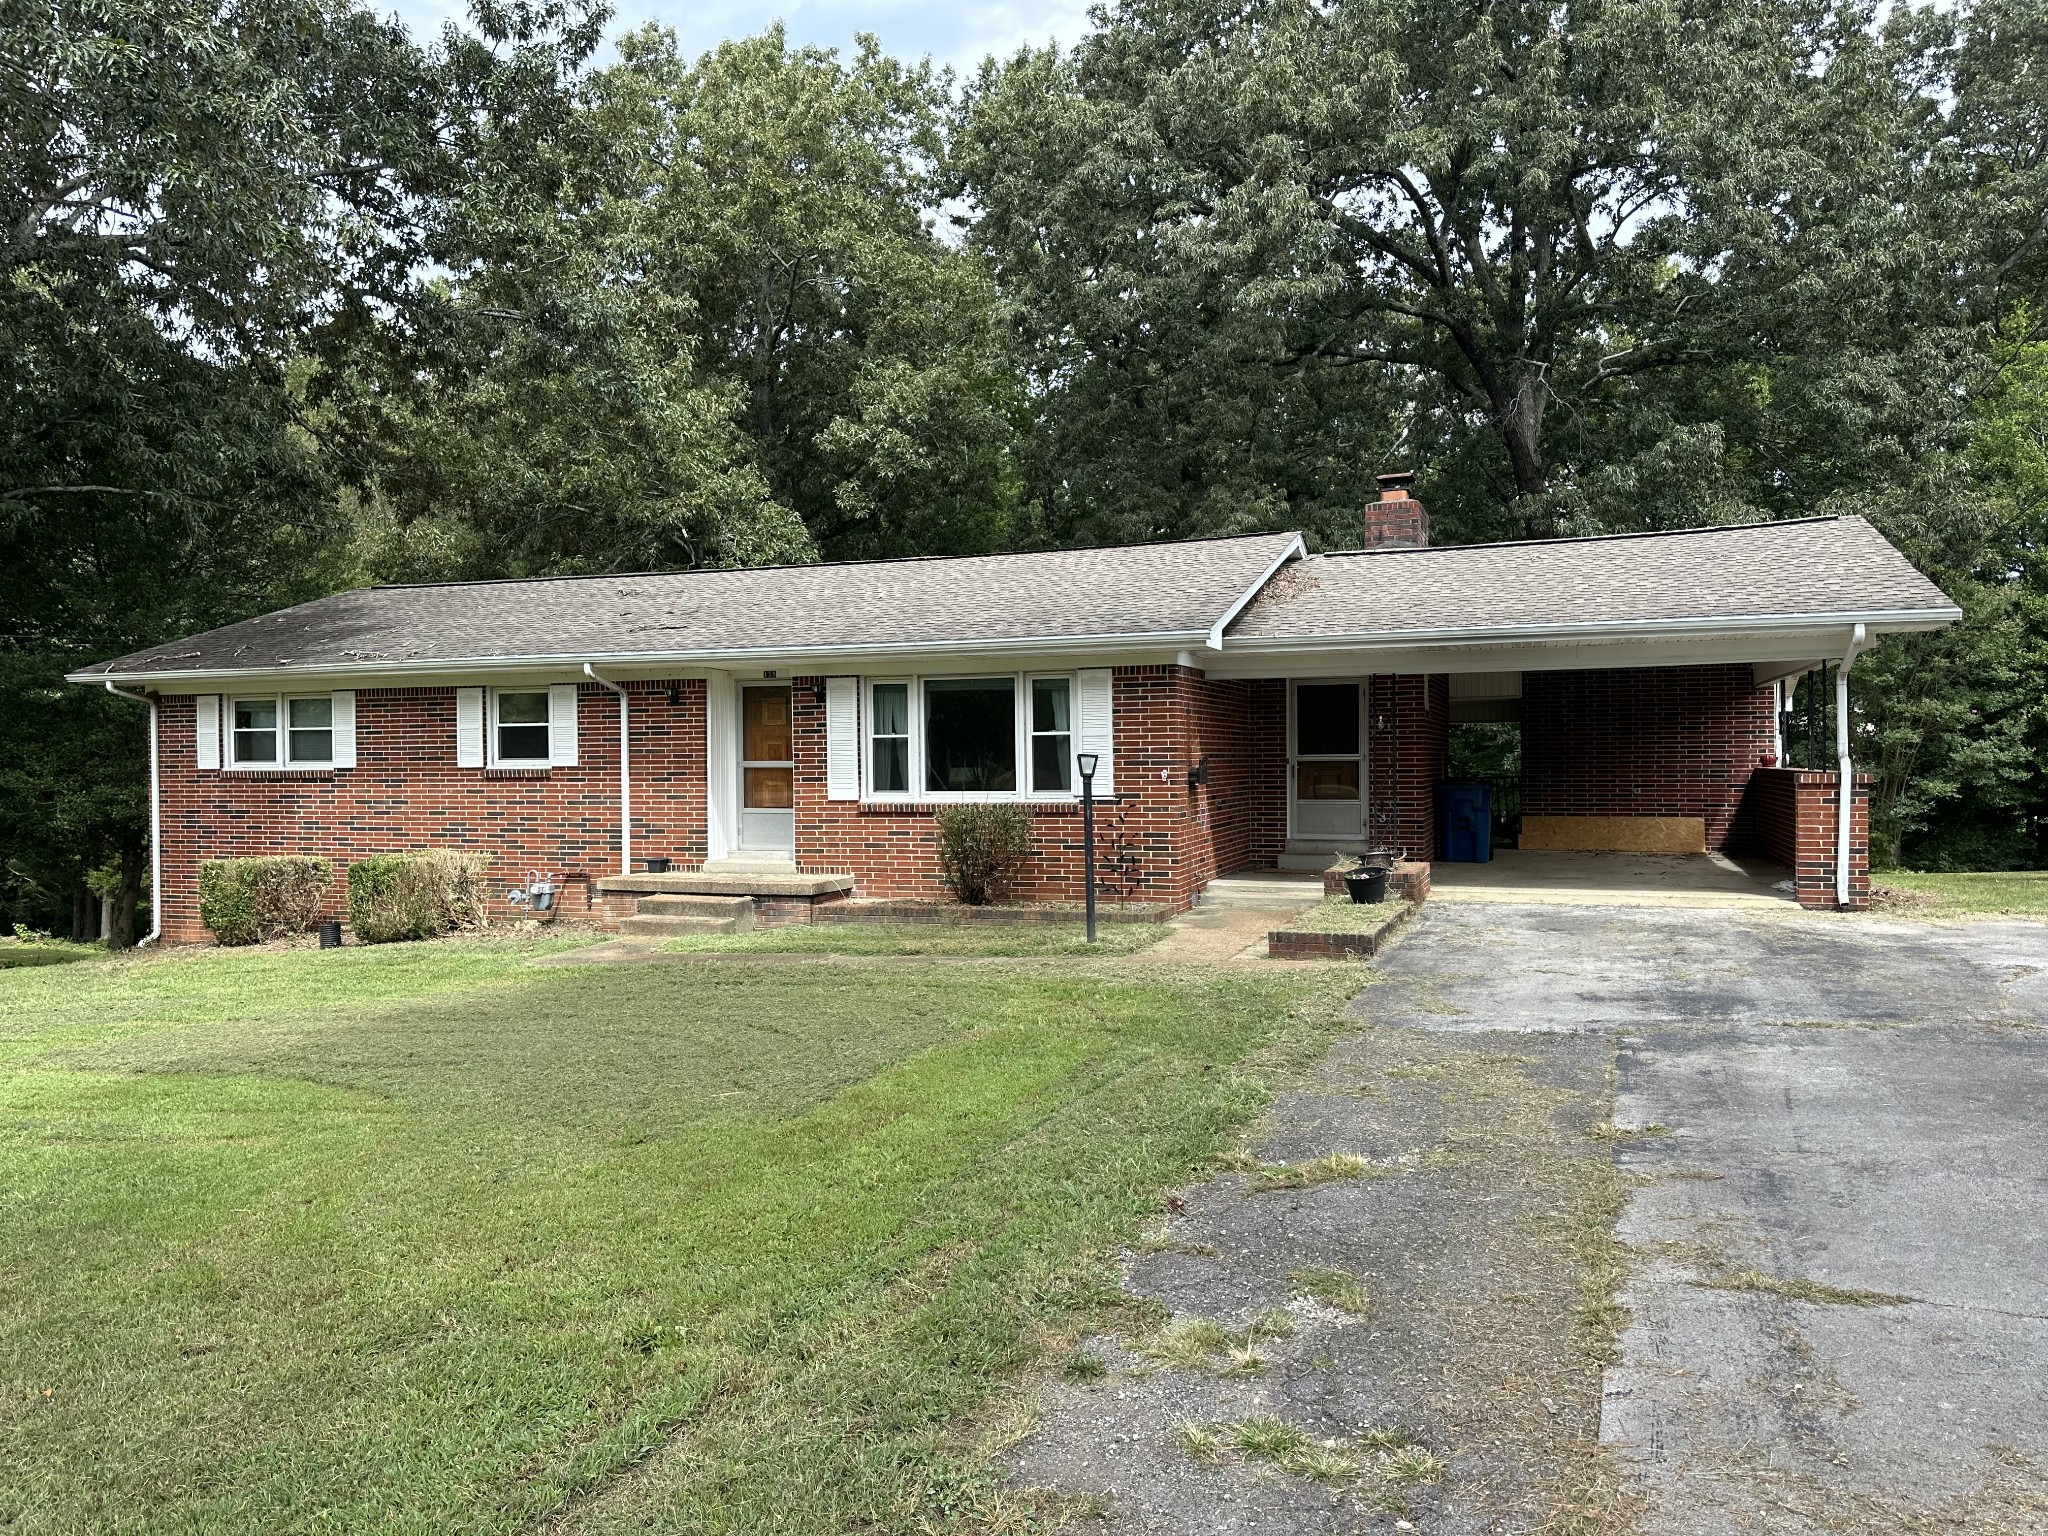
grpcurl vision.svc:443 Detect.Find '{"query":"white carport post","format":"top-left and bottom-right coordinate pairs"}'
top-left (1834, 622), bottom-right (1868, 909)
top-left (102, 680), bottom-right (162, 946)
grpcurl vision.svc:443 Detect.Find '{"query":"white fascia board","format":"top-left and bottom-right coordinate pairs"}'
top-left (64, 630), bottom-right (1215, 691)
top-left (1201, 617), bottom-right (1954, 680)
top-left (1214, 606), bottom-right (1960, 660)
top-left (1207, 534), bottom-right (1305, 650)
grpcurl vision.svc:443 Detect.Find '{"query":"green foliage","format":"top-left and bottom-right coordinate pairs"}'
top-left (197, 856), bottom-right (332, 946)
top-left (932, 804), bottom-right (1036, 905)
top-left (345, 851), bottom-right (491, 944)
top-left (352, 26), bottom-right (1025, 577)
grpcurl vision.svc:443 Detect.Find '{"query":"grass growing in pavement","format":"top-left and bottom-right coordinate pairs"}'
top-left (0, 933), bottom-right (1344, 1535)
top-left (1692, 1269), bottom-right (1914, 1307)
top-left (660, 920), bottom-right (1165, 957)
top-left (1874, 869), bottom-right (2048, 916)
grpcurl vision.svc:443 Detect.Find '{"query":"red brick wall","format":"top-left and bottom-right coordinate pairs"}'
top-left (1367, 674), bottom-right (1449, 860)
top-left (1521, 665), bottom-right (1777, 849)
top-left (1743, 766), bottom-right (1871, 909)
top-left (154, 681), bottom-right (707, 941)
top-left (1248, 681), bottom-right (1288, 867)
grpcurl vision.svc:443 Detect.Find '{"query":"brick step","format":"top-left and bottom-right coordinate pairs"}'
top-left (637, 894), bottom-right (753, 920)
top-left (617, 913), bottom-right (741, 936)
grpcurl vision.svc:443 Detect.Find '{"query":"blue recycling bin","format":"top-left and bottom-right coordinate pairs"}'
top-left (1436, 781), bottom-right (1494, 863)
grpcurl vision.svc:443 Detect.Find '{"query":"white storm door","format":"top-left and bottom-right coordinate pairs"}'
top-left (1289, 680), bottom-right (1365, 844)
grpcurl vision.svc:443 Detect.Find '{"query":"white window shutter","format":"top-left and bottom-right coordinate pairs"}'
top-left (1076, 668), bottom-right (1115, 796)
top-left (330, 690), bottom-right (356, 768)
top-left (825, 676), bottom-right (859, 799)
top-left (455, 687), bottom-right (485, 768)
top-left (548, 684), bottom-right (579, 767)
top-left (195, 695), bottom-right (221, 770)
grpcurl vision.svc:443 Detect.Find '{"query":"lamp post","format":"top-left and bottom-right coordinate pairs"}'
top-left (1077, 753), bottom-right (1099, 944)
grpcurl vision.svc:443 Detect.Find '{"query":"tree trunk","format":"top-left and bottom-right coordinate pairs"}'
top-left (107, 844), bottom-right (144, 949)
top-left (1499, 366), bottom-right (1553, 537)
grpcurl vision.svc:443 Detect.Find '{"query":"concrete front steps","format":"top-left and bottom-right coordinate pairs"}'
top-left (615, 894), bottom-right (755, 937)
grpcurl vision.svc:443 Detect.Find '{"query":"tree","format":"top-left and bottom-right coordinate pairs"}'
top-left (958, 0), bottom-right (1959, 544)
top-left (0, 0), bottom-right (542, 938)
top-left (353, 26), bottom-right (1024, 575)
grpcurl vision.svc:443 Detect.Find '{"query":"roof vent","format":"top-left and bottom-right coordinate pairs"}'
top-left (1366, 472), bottom-right (1428, 549)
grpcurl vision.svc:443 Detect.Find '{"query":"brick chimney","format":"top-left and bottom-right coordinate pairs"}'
top-left (1364, 471), bottom-right (1428, 548)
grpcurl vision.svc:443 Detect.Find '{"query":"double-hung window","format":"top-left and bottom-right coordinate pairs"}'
top-left (231, 696), bottom-right (335, 768)
top-left (870, 682), bottom-right (911, 793)
top-left (493, 689), bottom-right (551, 765)
top-left (1028, 678), bottom-right (1072, 793)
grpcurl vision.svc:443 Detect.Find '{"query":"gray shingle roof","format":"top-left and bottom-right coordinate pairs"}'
top-left (1226, 516), bottom-right (1955, 642)
top-left (74, 532), bottom-right (1303, 680)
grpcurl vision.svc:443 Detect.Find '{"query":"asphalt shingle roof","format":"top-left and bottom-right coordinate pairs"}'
top-left (73, 516), bottom-right (1957, 683)
top-left (76, 532), bottom-right (1303, 678)
top-left (1226, 516), bottom-right (1955, 641)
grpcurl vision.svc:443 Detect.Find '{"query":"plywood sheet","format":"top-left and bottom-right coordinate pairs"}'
top-left (1520, 815), bottom-right (1707, 854)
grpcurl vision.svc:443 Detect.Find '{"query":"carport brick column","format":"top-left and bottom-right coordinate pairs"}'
top-left (1746, 766), bottom-right (1871, 910)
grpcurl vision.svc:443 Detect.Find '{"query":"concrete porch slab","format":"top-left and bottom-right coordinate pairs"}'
top-left (593, 870), bottom-right (856, 899)
top-left (1429, 849), bottom-right (1795, 910)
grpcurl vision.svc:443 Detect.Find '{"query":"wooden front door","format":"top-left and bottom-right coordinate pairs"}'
top-left (738, 684), bottom-right (794, 855)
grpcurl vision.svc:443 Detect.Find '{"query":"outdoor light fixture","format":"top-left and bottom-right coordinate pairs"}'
top-left (1076, 754), bottom-right (1100, 944)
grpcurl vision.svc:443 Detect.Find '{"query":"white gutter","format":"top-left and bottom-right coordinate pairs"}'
top-left (102, 681), bottom-right (162, 947)
top-left (1835, 622), bottom-right (1869, 909)
top-left (1218, 605), bottom-right (1962, 656)
top-left (1208, 535), bottom-right (1306, 650)
top-left (583, 665), bottom-right (631, 876)
top-left (64, 628), bottom-right (1221, 688)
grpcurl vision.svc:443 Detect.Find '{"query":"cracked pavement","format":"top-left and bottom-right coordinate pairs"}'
top-left (1006, 901), bottom-right (2048, 1534)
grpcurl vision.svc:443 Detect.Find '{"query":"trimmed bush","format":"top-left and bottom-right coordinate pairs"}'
top-left (346, 851), bottom-right (492, 944)
top-left (197, 856), bottom-right (332, 946)
top-left (933, 804), bottom-right (1035, 905)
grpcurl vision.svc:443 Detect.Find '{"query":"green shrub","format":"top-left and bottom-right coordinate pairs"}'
top-left (346, 851), bottom-right (492, 944)
top-left (932, 804), bottom-right (1036, 905)
top-left (197, 856), bottom-right (332, 946)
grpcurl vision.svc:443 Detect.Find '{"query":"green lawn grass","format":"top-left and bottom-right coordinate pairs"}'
top-left (660, 920), bottom-right (1165, 957)
top-left (1875, 869), bottom-right (2048, 916)
top-left (0, 939), bottom-right (100, 969)
top-left (0, 933), bottom-right (1344, 1534)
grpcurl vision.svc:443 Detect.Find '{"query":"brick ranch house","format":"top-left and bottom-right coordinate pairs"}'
top-left (72, 482), bottom-right (1958, 942)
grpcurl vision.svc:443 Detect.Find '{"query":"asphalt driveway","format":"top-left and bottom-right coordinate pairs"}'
top-left (1007, 901), bottom-right (2048, 1534)
top-left (1371, 903), bottom-right (2048, 1534)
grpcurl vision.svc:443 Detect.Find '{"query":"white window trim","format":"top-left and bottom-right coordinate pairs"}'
top-left (225, 693), bottom-right (339, 772)
top-left (861, 672), bottom-right (1084, 804)
top-left (489, 686), bottom-right (554, 768)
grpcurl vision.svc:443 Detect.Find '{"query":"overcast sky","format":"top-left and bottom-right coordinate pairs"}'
top-left (380, 0), bottom-right (1096, 73)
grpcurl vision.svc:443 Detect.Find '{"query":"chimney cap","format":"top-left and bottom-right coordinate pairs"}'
top-left (1376, 470), bottom-right (1417, 498)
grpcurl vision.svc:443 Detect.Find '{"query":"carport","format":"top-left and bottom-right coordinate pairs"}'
top-left (1209, 501), bottom-right (1959, 912)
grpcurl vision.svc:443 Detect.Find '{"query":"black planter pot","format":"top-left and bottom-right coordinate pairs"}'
top-left (1344, 868), bottom-right (1390, 905)
top-left (317, 921), bottom-right (343, 949)
top-left (644, 858), bottom-right (672, 874)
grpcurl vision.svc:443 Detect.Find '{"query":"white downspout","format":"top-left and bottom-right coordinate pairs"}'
top-left (582, 665), bottom-right (631, 876)
top-left (1834, 623), bottom-right (1868, 909)
top-left (102, 681), bottom-right (162, 946)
